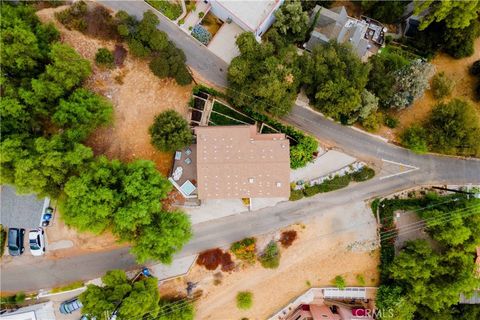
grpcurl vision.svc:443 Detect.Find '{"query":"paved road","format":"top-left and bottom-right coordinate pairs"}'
top-left (2, 105), bottom-right (479, 291)
top-left (97, 0), bottom-right (228, 87)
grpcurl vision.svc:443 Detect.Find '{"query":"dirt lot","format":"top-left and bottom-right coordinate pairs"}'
top-left (160, 203), bottom-right (379, 320)
top-left (35, 5), bottom-right (192, 254)
top-left (37, 5), bottom-right (192, 176)
top-left (378, 37), bottom-right (480, 141)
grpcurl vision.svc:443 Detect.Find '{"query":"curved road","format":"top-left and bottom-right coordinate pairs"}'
top-left (2, 105), bottom-right (479, 291)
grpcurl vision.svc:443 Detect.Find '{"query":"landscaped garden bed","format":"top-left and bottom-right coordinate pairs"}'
top-left (209, 101), bottom-right (256, 126)
top-left (200, 11), bottom-right (223, 37)
top-left (146, 0), bottom-right (182, 20)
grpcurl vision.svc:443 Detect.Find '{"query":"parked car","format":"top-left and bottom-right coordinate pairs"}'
top-left (29, 228), bottom-right (45, 256)
top-left (7, 228), bottom-right (25, 256)
top-left (59, 297), bottom-right (83, 314)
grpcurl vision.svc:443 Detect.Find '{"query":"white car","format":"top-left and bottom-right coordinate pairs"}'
top-left (29, 228), bottom-right (45, 256)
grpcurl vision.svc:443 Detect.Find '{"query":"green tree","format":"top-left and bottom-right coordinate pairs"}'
top-left (80, 270), bottom-right (160, 319)
top-left (431, 72), bottom-right (454, 99)
top-left (274, 0), bottom-right (309, 42)
top-left (442, 20), bottom-right (480, 59)
top-left (52, 88), bottom-right (113, 141)
top-left (415, 0), bottom-right (480, 30)
top-left (426, 99), bottom-right (480, 156)
top-left (4, 135), bottom-right (93, 197)
top-left (401, 125), bottom-right (428, 154)
top-left (362, 1), bottom-right (408, 24)
top-left (228, 32), bottom-right (303, 116)
top-left (236, 291), bottom-right (253, 310)
top-left (157, 298), bottom-right (194, 320)
top-left (149, 110), bottom-right (193, 152)
top-left (304, 41), bottom-right (371, 122)
top-left (130, 210), bottom-right (192, 264)
top-left (333, 275), bottom-right (346, 289)
top-left (149, 56), bottom-right (170, 78)
top-left (376, 285), bottom-right (416, 320)
top-left (367, 51), bottom-right (410, 108)
top-left (358, 89), bottom-right (379, 121)
top-left (389, 60), bottom-right (435, 109)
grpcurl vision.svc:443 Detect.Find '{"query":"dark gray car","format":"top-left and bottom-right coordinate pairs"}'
top-left (8, 228), bottom-right (25, 256)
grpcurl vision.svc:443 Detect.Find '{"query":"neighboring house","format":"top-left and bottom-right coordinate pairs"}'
top-left (169, 125), bottom-right (290, 203)
top-left (0, 301), bottom-right (56, 320)
top-left (305, 6), bottom-right (386, 61)
top-left (208, 0), bottom-right (284, 41)
top-left (270, 287), bottom-right (377, 320)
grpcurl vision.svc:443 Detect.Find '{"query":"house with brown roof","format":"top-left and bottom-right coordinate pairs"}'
top-left (169, 125), bottom-right (290, 204)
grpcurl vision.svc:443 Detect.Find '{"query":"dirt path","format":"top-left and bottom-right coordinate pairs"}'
top-left (160, 202), bottom-right (379, 320)
top-left (37, 5), bottom-right (193, 176)
top-left (378, 37), bottom-right (480, 141)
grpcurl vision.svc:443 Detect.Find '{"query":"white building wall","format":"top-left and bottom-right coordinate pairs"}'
top-left (208, 0), bottom-right (284, 42)
top-left (209, 0), bottom-right (253, 33)
top-left (255, 0), bottom-right (284, 38)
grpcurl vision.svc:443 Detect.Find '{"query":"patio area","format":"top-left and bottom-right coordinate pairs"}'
top-left (169, 145), bottom-right (198, 198)
top-left (207, 21), bottom-right (243, 64)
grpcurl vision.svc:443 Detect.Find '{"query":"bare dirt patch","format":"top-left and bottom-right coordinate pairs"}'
top-left (37, 5), bottom-right (193, 176)
top-left (378, 37), bottom-right (480, 141)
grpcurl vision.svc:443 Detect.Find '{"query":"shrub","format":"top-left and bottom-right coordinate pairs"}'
top-left (149, 110), bottom-right (193, 152)
top-left (333, 275), bottom-right (346, 289)
top-left (220, 252), bottom-right (235, 272)
top-left (230, 238), bottom-right (257, 264)
top-left (149, 56), bottom-right (170, 78)
top-left (470, 60), bottom-right (480, 76)
top-left (174, 66), bottom-right (193, 86)
top-left (198, 11), bottom-right (204, 18)
top-left (289, 189), bottom-right (304, 201)
top-left (259, 241), bottom-right (280, 269)
top-left (351, 167), bottom-right (375, 182)
top-left (356, 274), bottom-right (366, 286)
top-left (384, 115), bottom-right (399, 128)
top-left (401, 125), bottom-right (428, 154)
top-left (178, 18), bottom-right (185, 25)
top-left (197, 248), bottom-right (223, 270)
top-left (431, 72), bottom-right (453, 99)
top-left (95, 48), bottom-right (114, 68)
top-left (55, 1), bottom-right (88, 31)
top-left (191, 24), bottom-right (211, 45)
top-left (146, 0), bottom-right (182, 20)
top-left (279, 230), bottom-right (297, 248)
top-left (236, 291), bottom-right (253, 310)
top-left (361, 111), bottom-right (383, 132)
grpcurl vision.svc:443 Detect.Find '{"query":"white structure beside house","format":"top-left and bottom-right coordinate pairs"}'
top-left (208, 0), bottom-right (284, 41)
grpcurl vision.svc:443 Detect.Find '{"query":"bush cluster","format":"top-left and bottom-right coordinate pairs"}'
top-left (95, 48), bottom-right (114, 68)
top-left (230, 237), bottom-right (257, 264)
top-left (116, 10), bottom-right (191, 85)
top-left (191, 24), bottom-right (211, 45)
top-left (259, 241), bottom-right (280, 269)
top-left (236, 291), bottom-right (253, 310)
top-left (431, 72), bottom-right (454, 99)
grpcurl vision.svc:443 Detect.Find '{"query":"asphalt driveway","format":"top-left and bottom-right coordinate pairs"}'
top-left (0, 186), bottom-right (48, 229)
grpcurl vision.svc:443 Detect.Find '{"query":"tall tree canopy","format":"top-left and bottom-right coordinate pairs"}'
top-left (60, 157), bottom-right (191, 263)
top-left (303, 41), bottom-right (371, 123)
top-left (425, 99), bottom-right (480, 157)
top-left (377, 196), bottom-right (480, 319)
top-left (415, 0), bottom-right (480, 30)
top-left (273, 0), bottom-right (309, 42)
top-left (227, 32), bottom-right (304, 116)
top-left (149, 110), bottom-right (193, 152)
top-left (80, 270), bottom-right (160, 319)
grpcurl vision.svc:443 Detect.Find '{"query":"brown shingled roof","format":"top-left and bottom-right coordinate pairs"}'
top-left (194, 125), bottom-right (290, 200)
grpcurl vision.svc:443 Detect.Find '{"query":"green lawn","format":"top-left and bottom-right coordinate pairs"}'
top-left (146, 0), bottom-right (182, 20)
